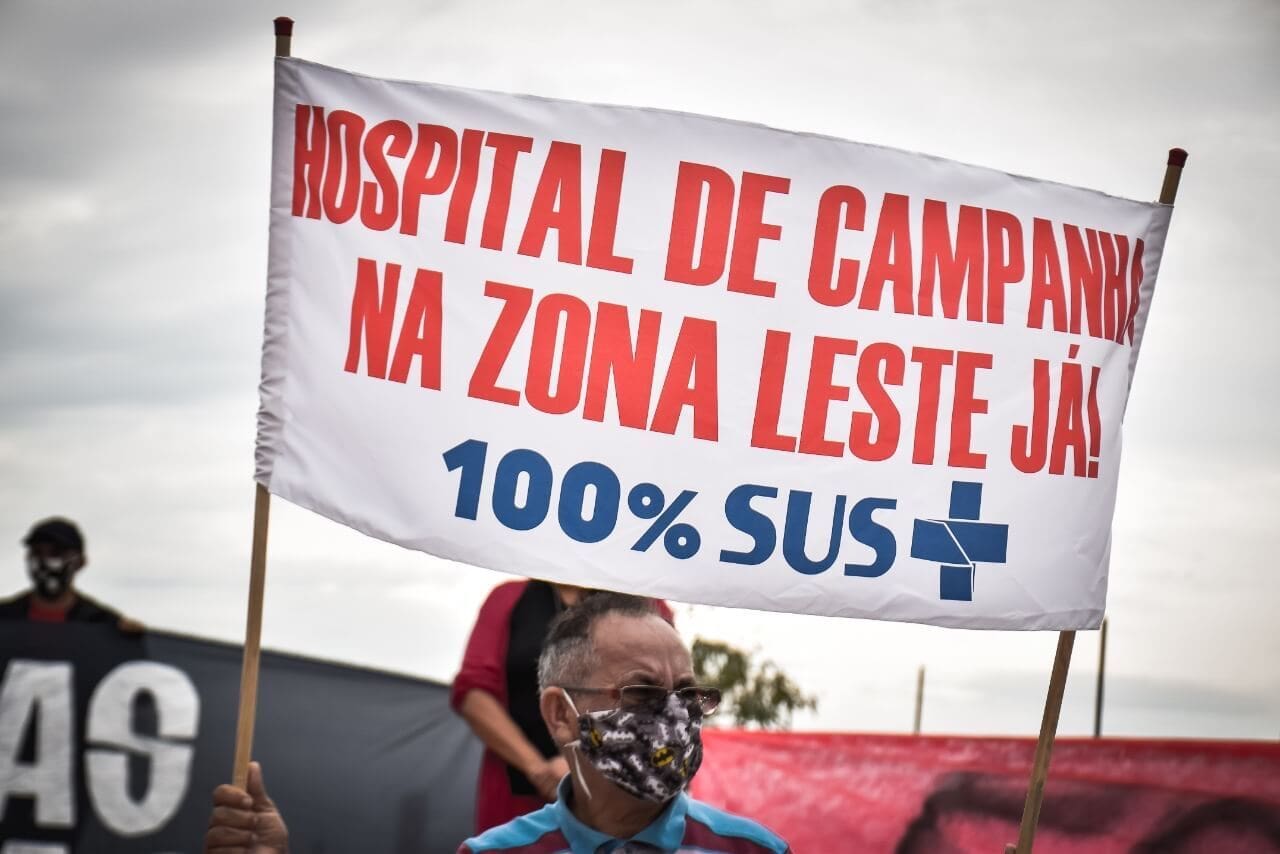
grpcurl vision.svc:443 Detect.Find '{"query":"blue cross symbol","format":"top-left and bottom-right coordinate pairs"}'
top-left (910, 481), bottom-right (1009, 601)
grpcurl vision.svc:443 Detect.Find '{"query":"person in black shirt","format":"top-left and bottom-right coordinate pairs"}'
top-left (0, 517), bottom-right (139, 631)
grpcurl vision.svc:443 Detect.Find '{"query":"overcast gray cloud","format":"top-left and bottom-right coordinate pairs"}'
top-left (1, 0), bottom-right (1277, 740)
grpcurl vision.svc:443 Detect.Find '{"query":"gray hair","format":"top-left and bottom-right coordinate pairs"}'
top-left (537, 592), bottom-right (662, 692)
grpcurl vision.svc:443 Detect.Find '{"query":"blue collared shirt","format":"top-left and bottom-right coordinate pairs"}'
top-left (459, 778), bottom-right (790, 854)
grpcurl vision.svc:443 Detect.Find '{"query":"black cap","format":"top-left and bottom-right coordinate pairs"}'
top-left (23, 517), bottom-right (85, 552)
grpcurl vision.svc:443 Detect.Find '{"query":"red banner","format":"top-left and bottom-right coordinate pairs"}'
top-left (693, 732), bottom-right (1280, 852)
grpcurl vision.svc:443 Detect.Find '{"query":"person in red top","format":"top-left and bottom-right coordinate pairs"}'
top-left (0, 517), bottom-right (139, 631)
top-left (451, 579), bottom-right (672, 834)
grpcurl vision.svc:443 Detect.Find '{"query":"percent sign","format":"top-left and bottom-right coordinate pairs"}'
top-left (628, 483), bottom-right (701, 559)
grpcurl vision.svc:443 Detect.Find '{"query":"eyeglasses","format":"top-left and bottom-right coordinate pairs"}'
top-left (562, 684), bottom-right (721, 717)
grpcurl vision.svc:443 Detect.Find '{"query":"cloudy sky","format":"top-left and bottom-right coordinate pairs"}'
top-left (2, 0), bottom-right (1277, 740)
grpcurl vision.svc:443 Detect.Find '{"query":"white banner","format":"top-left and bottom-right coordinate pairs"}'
top-left (256, 58), bottom-right (1173, 630)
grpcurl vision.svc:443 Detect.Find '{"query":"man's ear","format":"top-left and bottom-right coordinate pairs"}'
top-left (540, 688), bottom-right (577, 746)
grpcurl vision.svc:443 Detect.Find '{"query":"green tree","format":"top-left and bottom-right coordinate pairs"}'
top-left (691, 637), bottom-right (816, 729)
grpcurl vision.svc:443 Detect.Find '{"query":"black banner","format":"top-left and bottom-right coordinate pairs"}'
top-left (0, 622), bottom-right (482, 853)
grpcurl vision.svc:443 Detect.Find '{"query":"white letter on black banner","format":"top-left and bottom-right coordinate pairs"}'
top-left (0, 660), bottom-right (75, 827)
top-left (85, 661), bottom-right (199, 836)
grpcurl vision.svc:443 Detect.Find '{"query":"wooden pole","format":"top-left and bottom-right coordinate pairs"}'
top-left (1160, 148), bottom-right (1188, 206)
top-left (913, 665), bottom-right (925, 735)
top-left (230, 16), bottom-right (293, 790)
top-left (1093, 617), bottom-right (1108, 738)
top-left (1006, 147), bottom-right (1188, 853)
top-left (1012, 631), bottom-right (1075, 853)
top-left (232, 484), bottom-right (272, 787)
top-left (274, 15), bottom-right (294, 59)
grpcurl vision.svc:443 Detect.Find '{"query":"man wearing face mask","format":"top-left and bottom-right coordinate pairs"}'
top-left (0, 517), bottom-right (136, 629)
top-left (458, 592), bottom-right (791, 854)
top-left (200, 593), bottom-right (789, 854)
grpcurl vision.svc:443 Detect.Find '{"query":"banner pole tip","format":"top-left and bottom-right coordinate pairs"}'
top-left (1167, 148), bottom-right (1189, 167)
top-left (274, 16), bottom-right (294, 37)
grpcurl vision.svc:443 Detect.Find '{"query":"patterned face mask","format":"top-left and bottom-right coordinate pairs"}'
top-left (564, 691), bottom-right (704, 803)
top-left (27, 554), bottom-right (78, 600)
